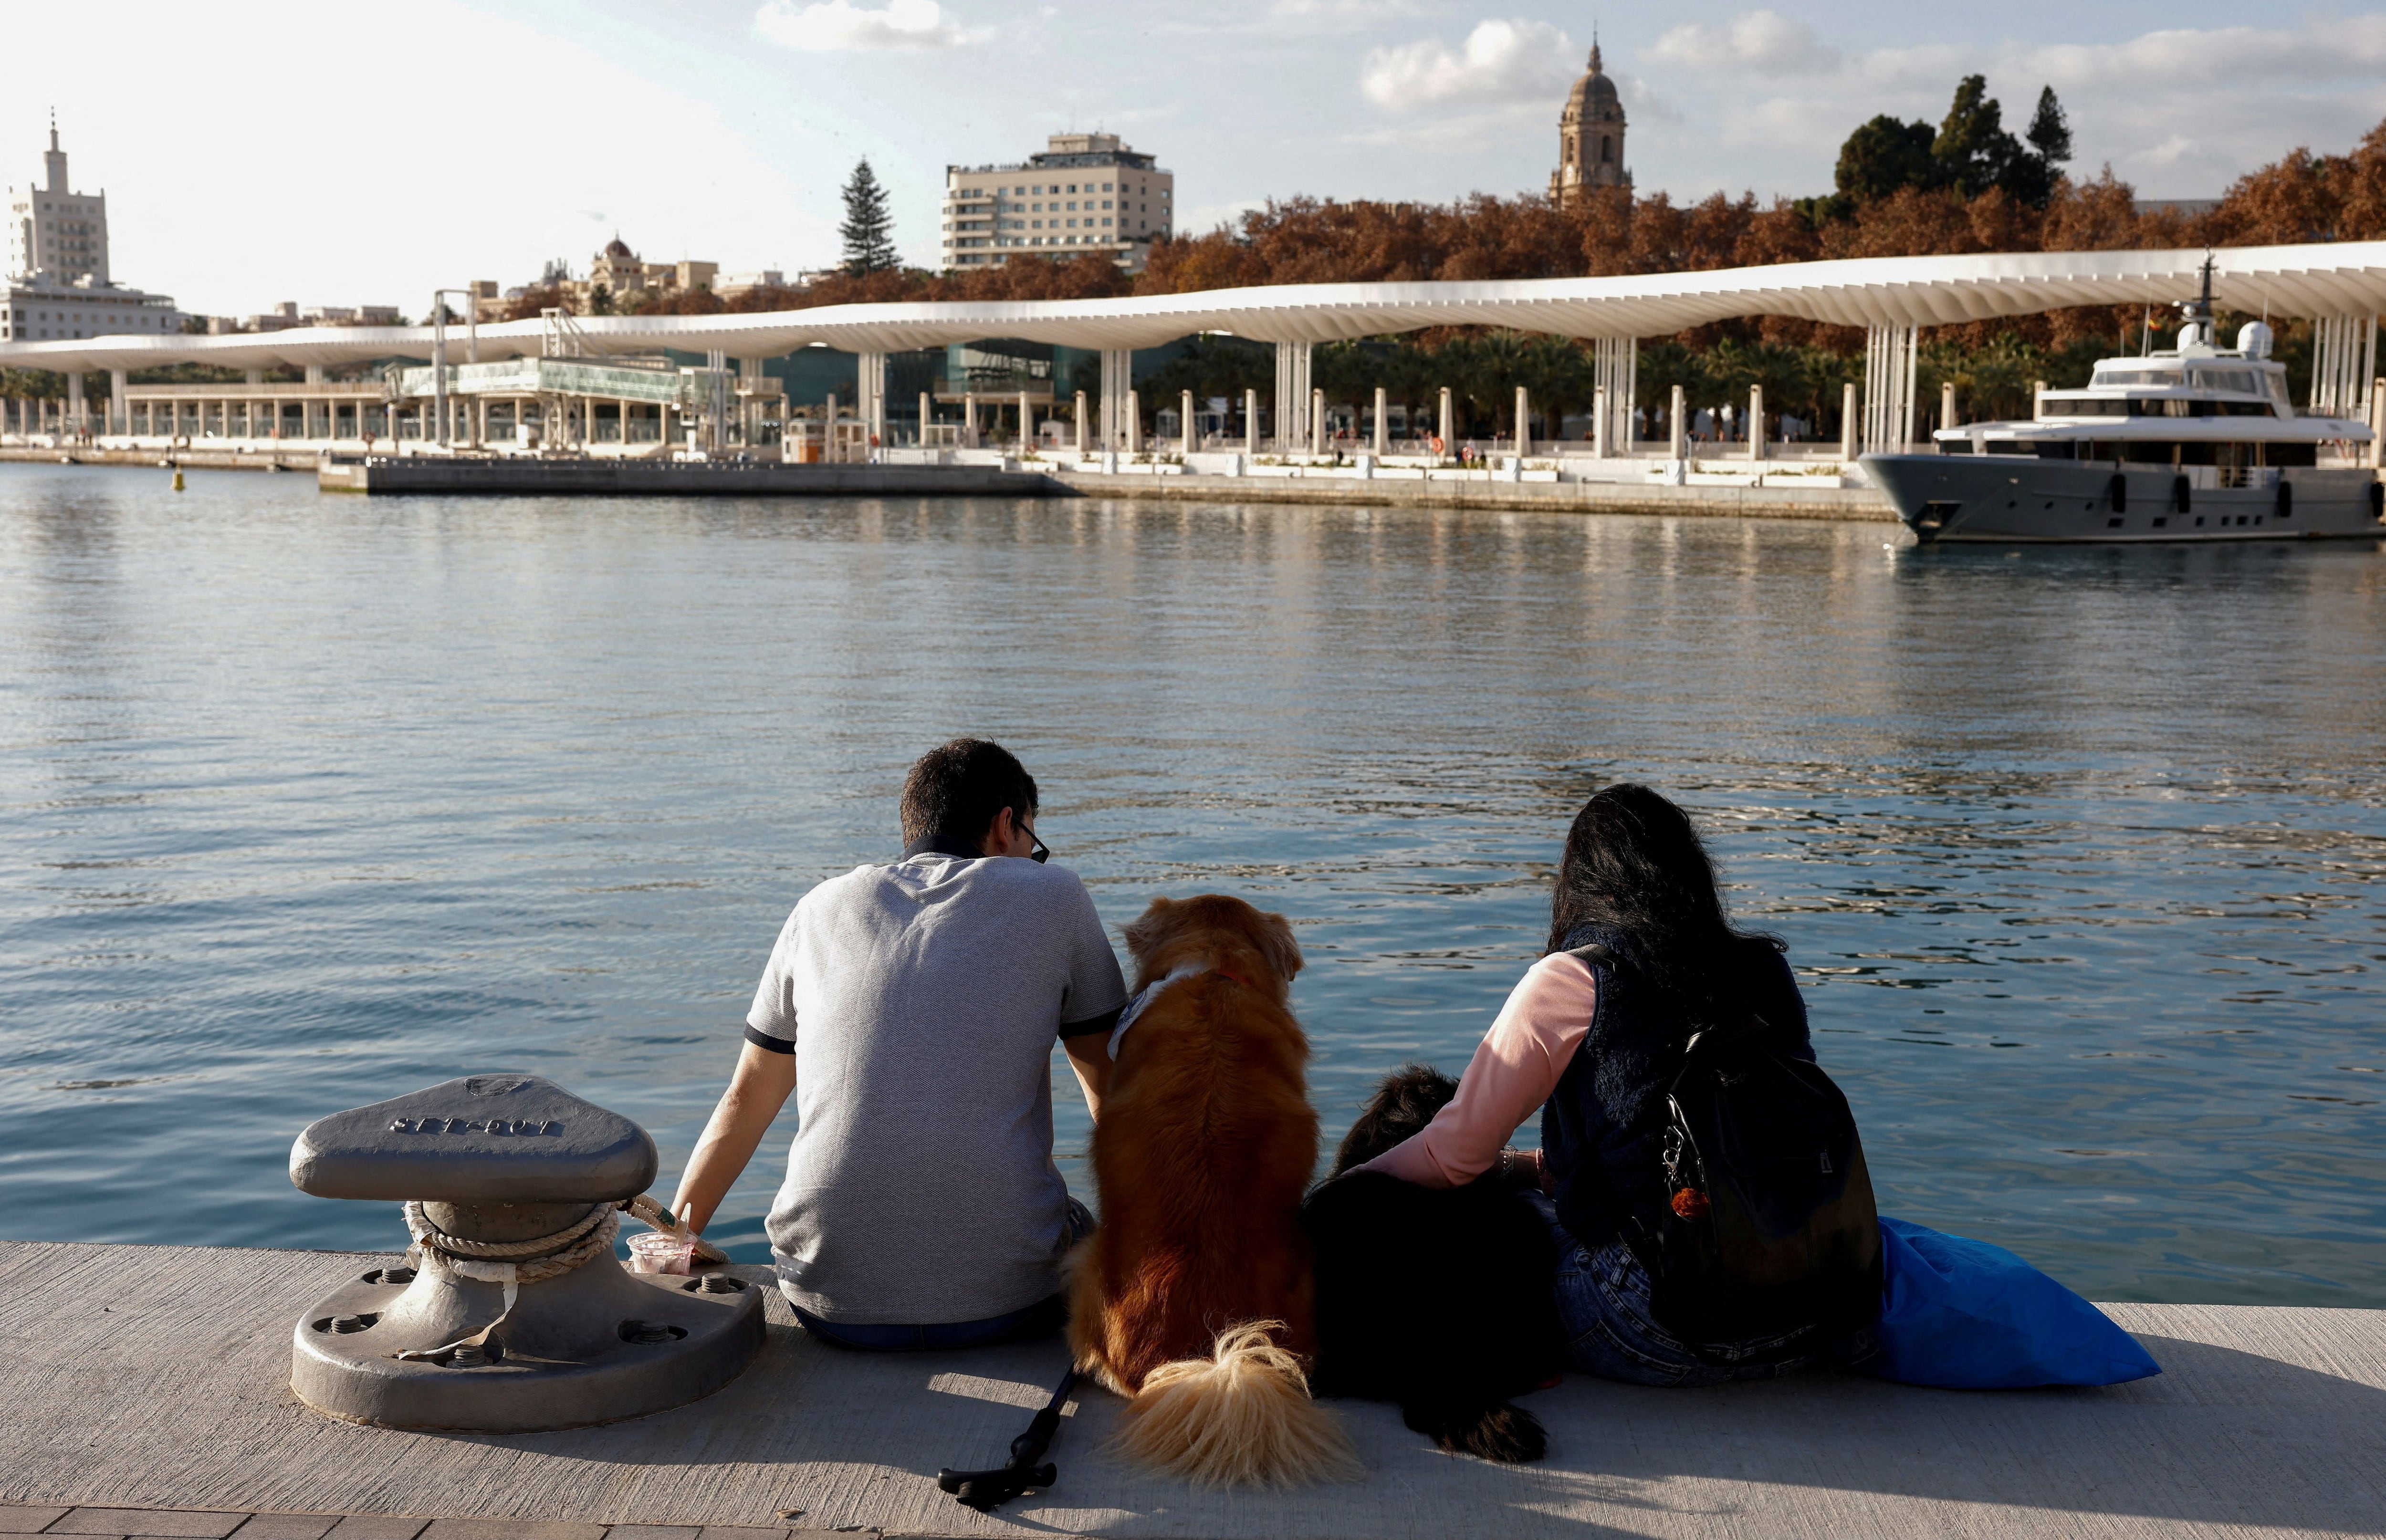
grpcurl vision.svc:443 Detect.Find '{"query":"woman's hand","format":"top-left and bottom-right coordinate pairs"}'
top-left (1495, 1146), bottom-right (1546, 1191)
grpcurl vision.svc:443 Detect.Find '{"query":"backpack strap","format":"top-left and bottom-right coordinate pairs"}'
top-left (1558, 941), bottom-right (1651, 1250)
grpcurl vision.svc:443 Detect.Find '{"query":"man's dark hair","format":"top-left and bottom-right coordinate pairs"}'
top-left (900, 739), bottom-right (1038, 847)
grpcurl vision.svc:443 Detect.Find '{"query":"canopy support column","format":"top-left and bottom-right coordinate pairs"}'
top-left (1273, 342), bottom-right (1310, 454)
top-left (1862, 324), bottom-right (1917, 456)
top-left (2309, 314), bottom-right (2378, 421)
top-left (1099, 348), bottom-right (1132, 451)
top-left (857, 351), bottom-right (886, 454)
top-left (1594, 337), bottom-right (1636, 456)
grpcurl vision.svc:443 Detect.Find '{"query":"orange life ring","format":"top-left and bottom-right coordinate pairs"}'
top-left (1429, 435), bottom-right (1445, 454)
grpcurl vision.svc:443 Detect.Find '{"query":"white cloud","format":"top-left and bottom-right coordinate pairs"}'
top-left (1272, 0), bottom-right (1429, 17)
top-left (1360, 18), bottom-right (1579, 111)
top-left (1648, 10), bottom-right (1838, 76)
top-left (0, 0), bottom-right (831, 317)
top-left (753, 0), bottom-right (974, 52)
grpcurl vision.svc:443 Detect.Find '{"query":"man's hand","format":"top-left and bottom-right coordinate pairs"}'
top-left (1062, 1031), bottom-right (1111, 1124)
top-left (670, 1039), bottom-right (798, 1236)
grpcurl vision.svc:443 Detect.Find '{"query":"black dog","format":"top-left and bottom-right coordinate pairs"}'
top-left (1301, 1065), bottom-right (1564, 1462)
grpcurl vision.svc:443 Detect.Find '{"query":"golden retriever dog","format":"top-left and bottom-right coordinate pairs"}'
top-left (1067, 894), bottom-right (1359, 1488)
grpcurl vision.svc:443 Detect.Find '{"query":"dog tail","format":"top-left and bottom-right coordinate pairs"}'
top-left (1113, 1321), bottom-right (1361, 1488)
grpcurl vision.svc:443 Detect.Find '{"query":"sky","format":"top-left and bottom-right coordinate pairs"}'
top-left (9, 1), bottom-right (2386, 317)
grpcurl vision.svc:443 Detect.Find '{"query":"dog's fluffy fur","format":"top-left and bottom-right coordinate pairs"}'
top-left (1069, 895), bottom-right (1359, 1488)
top-left (1302, 1064), bottom-right (1564, 1463)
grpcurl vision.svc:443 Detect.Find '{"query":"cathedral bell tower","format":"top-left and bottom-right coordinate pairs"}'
top-left (1550, 42), bottom-right (1628, 207)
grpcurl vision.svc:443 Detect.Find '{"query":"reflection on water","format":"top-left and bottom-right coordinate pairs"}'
top-left (1, 462), bottom-right (2381, 1306)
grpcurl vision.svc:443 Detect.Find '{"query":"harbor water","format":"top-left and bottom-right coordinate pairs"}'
top-left (1, 461), bottom-right (2381, 1307)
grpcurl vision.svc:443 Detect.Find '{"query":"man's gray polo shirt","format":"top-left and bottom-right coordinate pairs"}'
top-left (744, 838), bottom-right (1129, 1325)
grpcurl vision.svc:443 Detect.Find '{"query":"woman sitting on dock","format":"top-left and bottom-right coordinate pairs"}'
top-left (1353, 784), bottom-right (1863, 1385)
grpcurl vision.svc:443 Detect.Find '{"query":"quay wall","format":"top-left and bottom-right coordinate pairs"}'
top-left (5, 447), bottom-right (1899, 523)
top-left (1, 445), bottom-right (321, 473)
top-left (1048, 468), bottom-right (1895, 520)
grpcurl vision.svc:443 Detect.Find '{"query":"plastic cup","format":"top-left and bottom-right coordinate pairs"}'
top-left (628, 1230), bottom-right (697, 1275)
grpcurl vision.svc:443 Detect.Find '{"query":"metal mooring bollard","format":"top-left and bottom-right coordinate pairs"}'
top-left (287, 1073), bottom-right (764, 1432)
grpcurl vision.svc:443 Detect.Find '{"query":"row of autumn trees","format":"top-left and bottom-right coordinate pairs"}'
top-left (763, 85), bottom-right (2386, 433)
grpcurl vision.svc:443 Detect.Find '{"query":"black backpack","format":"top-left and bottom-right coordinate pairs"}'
top-left (1575, 943), bottom-right (1882, 1356)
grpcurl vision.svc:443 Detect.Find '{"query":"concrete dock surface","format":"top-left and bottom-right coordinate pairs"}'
top-left (2, 1241), bottom-right (2379, 1539)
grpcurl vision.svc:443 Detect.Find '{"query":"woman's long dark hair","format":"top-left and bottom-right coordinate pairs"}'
top-left (1545, 783), bottom-right (1781, 1028)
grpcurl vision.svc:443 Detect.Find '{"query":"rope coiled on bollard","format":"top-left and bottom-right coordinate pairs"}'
top-left (388, 1201), bottom-right (626, 1363)
top-left (400, 1200), bottom-right (620, 1285)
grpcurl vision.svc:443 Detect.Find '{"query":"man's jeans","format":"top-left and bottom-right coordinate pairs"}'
top-left (793, 1197), bottom-right (1094, 1353)
top-left (1527, 1191), bottom-right (1817, 1387)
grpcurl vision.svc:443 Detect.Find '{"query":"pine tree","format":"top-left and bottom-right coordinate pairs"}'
top-left (1932, 76), bottom-right (2020, 199)
top-left (840, 159), bottom-right (900, 276)
top-left (2026, 86), bottom-right (2073, 166)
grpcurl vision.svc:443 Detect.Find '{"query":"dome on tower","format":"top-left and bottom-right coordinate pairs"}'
top-left (604, 236), bottom-right (634, 258)
top-left (1566, 44), bottom-right (1621, 116)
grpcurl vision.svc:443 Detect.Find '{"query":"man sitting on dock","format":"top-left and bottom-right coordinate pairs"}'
top-left (670, 739), bottom-right (1128, 1350)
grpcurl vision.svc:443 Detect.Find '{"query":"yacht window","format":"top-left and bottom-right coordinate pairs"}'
top-left (2192, 368), bottom-right (2260, 394)
top-left (2093, 366), bottom-right (2183, 388)
top-left (1985, 440), bottom-right (2034, 455)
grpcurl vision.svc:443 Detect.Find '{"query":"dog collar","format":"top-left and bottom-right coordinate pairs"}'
top-left (1108, 963), bottom-right (1209, 1061)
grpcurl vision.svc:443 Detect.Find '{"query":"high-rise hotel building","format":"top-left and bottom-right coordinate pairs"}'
top-left (4, 123), bottom-right (179, 342)
top-left (942, 133), bottom-right (1172, 272)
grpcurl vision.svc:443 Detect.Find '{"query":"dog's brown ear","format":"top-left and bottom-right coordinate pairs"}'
top-left (1255, 908), bottom-right (1304, 983)
top-left (1120, 896), bottom-right (1176, 963)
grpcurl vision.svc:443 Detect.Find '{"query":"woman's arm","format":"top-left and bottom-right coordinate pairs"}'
top-left (1357, 952), bottom-right (1599, 1188)
top-left (670, 1039), bottom-right (798, 1235)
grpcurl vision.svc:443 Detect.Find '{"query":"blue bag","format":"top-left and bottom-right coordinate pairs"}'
top-left (1838, 1217), bottom-right (2161, 1389)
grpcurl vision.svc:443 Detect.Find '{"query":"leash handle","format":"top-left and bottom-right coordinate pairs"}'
top-left (935, 1365), bottom-right (1078, 1512)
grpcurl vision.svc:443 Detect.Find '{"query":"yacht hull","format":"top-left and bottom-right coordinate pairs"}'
top-left (1862, 455), bottom-right (2385, 543)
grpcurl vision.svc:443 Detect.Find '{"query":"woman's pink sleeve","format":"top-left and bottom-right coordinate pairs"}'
top-left (1354, 952), bottom-right (1598, 1188)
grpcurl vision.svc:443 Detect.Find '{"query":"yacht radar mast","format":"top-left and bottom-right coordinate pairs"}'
top-left (2177, 253), bottom-right (2218, 348)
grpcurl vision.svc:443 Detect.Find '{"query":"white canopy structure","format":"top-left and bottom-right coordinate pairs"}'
top-left (6, 241), bottom-right (2386, 375)
top-left (10, 240), bottom-right (2386, 457)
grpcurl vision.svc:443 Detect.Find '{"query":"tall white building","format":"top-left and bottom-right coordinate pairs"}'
top-left (942, 133), bottom-right (1173, 272)
top-left (4, 122), bottom-right (179, 343)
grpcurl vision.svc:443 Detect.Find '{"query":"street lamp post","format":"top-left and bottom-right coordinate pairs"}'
top-left (428, 288), bottom-right (481, 448)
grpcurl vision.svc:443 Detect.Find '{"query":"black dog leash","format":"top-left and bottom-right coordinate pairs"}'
top-left (935, 1366), bottom-right (1079, 1512)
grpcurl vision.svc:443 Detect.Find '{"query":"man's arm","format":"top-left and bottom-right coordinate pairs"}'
top-left (1062, 1031), bottom-right (1111, 1125)
top-left (670, 1039), bottom-right (798, 1236)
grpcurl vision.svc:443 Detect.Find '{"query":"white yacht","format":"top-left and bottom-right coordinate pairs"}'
top-left (1863, 262), bottom-right (2384, 543)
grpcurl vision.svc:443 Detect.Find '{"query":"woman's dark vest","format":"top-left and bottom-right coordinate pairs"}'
top-left (1539, 924), bottom-right (1814, 1254)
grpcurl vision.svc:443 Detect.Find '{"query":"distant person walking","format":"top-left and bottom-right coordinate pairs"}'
top-left (670, 739), bottom-right (1129, 1350)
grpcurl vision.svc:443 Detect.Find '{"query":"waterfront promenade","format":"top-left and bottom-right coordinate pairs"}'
top-left (3, 1242), bottom-right (2382, 1539)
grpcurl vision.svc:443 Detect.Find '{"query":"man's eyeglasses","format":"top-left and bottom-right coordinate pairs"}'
top-left (1027, 825), bottom-right (1050, 864)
